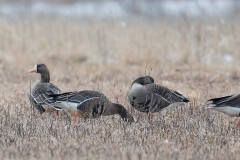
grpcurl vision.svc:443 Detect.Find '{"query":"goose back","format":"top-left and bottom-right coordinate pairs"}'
top-left (30, 81), bottom-right (61, 113)
top-left (50, 90), bottom-right (134, 122)
top-left (49, 90), bottom-right (104, 115)
top-left (50, 90), bottom-right (111, 117)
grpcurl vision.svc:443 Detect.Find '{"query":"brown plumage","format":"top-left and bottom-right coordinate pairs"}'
top-left (128, 76), bottom-right (189, 113)
top-left (29, 64), bottom-right (62, 116)
top-left (49, 90), bottom-right (134, 124)
top-left (207, 94), bottom-right (240, 127)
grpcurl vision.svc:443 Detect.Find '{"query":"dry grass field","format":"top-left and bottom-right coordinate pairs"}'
top-left (1, 16), bottom-right (240, 159)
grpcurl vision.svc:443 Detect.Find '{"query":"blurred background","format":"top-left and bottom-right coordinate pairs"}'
top-left (0, 0), bottom-right (240, 93)
top-left (0, 0), bottom-right (239, 18)
top-left (0, 0), bottom-right (239, 68)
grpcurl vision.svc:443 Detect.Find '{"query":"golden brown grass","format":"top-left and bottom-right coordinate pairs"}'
top-left (1, 17), bottom-right (240, 159)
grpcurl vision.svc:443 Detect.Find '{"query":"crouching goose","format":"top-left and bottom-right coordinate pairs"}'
top-left (29, 64), bottom-right (62, 116)
top-left (128, 76), bottom-right (189, 119)
top-left (206, 94), bottom-right (240, 128)
top-left (49, 90), bottom-right (134, 124)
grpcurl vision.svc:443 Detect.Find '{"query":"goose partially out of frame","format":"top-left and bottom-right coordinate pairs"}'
top-left (207, 94), bottom-right (240, 128)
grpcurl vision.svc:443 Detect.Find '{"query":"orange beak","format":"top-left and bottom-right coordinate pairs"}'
top-left (29, 68), bottom-right (36, 73)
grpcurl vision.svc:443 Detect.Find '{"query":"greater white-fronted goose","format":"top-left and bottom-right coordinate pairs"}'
top-left (128, 76), bottom-right (189, 118)
top-left (49, 90), bottom-right (134, 124)
top-left (207, 94), bottom-right (240, 127)
top-left (29, 64), bottom-right (62, 116)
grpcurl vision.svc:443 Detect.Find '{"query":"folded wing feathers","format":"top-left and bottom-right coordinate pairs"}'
top-left (171, 90), bottom-right (190, 102)
top-left (207, 95), bottom-right (234, 105)
top-left (148, 84), bottom-right (189, 104)
top-left (31, 83), bottom-right (61, 105)
top-left (49, 90), bottom-right (105, 106)
top-left (207, 94), bottom-right (240, 108)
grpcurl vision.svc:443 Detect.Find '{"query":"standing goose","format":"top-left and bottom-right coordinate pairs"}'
top-left (29, 64), bottom-right (62, 116)
top-left (128, 76), bottom-right (189, 118)
top-left (206, 94), bottom-right (240, 127)
top-left (49, 90), bottom-right (134, 124)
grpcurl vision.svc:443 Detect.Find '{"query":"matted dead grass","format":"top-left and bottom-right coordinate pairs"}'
top-left (0, 17), bottom-right (240, 159)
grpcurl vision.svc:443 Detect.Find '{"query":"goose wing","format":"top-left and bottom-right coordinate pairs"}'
top-left (49, 90), bottom-right (105, 104)
top-left (31, 83), bottom-right (61, 105)
top-left (49, 90), bottom-right (108, 117)
top-left (207, 94), bottom-right (240, 108)
top-left (146, 83), bottom-right (189, 104)
top-left (128, 83), bottom-right (173, 112)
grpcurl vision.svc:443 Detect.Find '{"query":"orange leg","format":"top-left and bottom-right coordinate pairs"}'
top-left (56, 111), bottom-right (60, 118)
top-left (148, 113), bottom-right (152, 122)
top-left (40, 114), bottom-right (43, 118)
top-left (72, 112), bottom-right (79, 125)
top-left (236, 118), bottom-right (240, 128)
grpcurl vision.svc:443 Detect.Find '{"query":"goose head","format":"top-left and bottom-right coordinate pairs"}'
top-left (29, 64), bottom-right (50, 83)
top-left (132, 76), bottom-right (154, 85)
top-left (112, 103), bottom-right (134, 124)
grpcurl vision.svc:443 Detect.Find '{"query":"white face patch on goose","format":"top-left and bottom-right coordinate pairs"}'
top-left (34, 65), bottom-right (37, 72)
